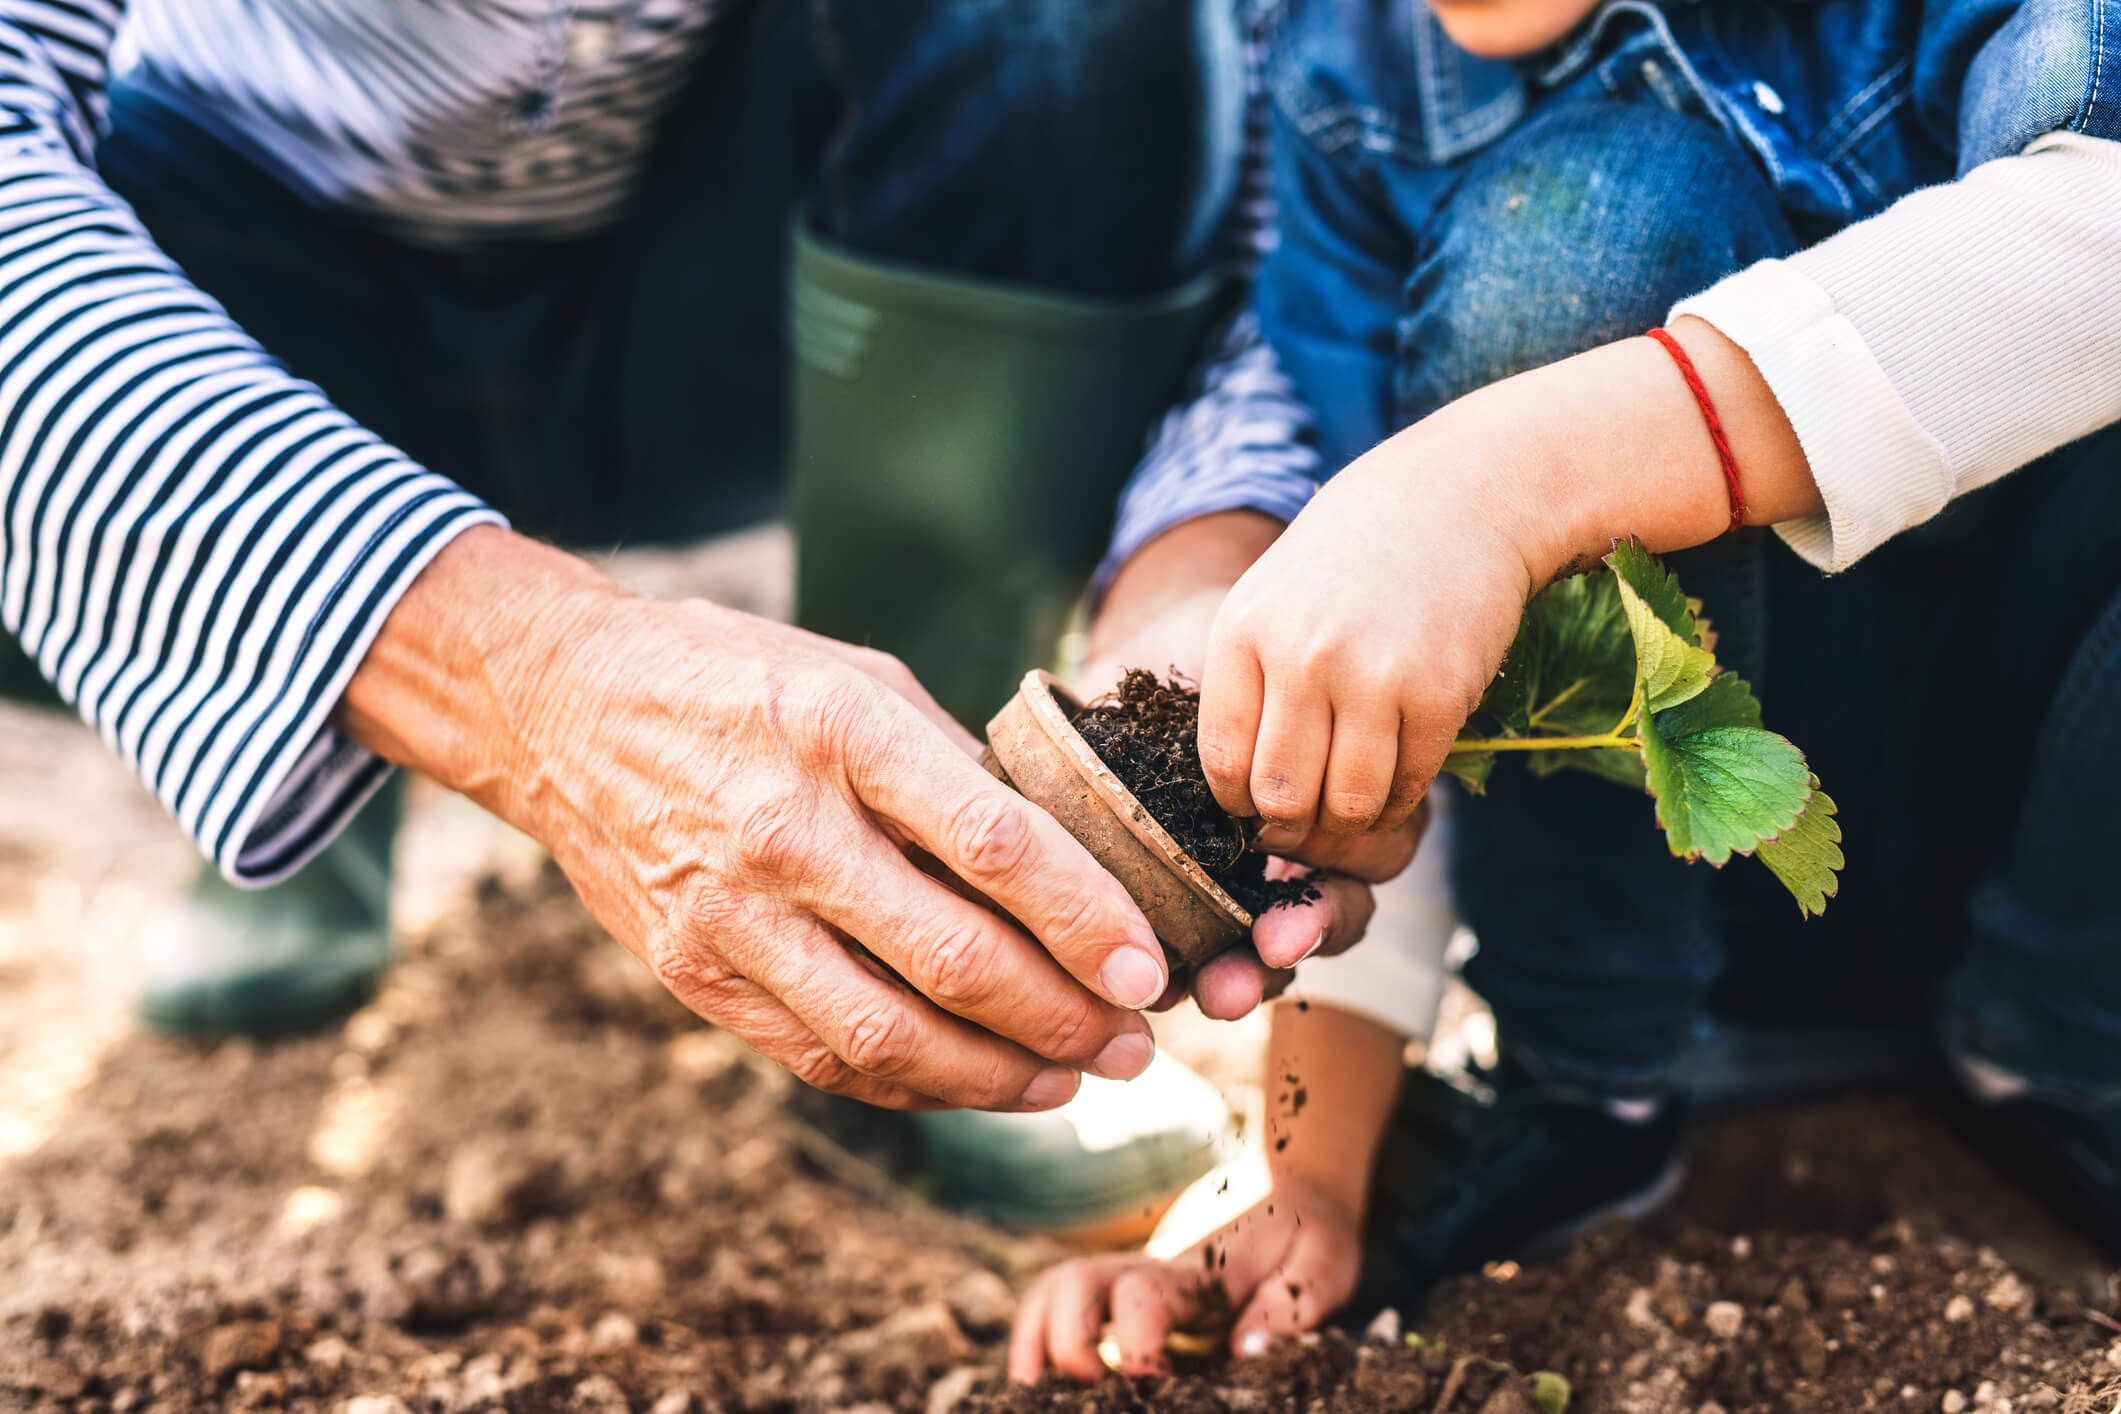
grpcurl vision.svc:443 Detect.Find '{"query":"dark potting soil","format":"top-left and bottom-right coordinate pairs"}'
top-left (1071, 669), bottom-right (1320, 918)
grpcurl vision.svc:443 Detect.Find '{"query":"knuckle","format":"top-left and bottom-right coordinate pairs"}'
top-left (647, 932), bottom-right (743, 1015)
top-left (731, 782), bottom-right (819, 877)
top-left (1196, 733), bottom-right (1247, 788)
top-left (1250, 773), bottom-right (1312, 822)
top-left (785, 1043), bottom-right (863, 1096)
top-left (1036, 996), bottom-right (1105, 1066)
top-left (913, 916), bottom-right (1000, 1012)
top-left (798, 672), bottom-right (883, 762)
top-left (945, 790), bottom-right (1035, 882)
top-left (1321, 786), bottom-right (1386, 828)
top-left (838, 997), bottom-right (919, 1079)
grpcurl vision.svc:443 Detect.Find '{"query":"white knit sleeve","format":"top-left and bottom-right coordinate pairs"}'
top-left (1671, 132), bottom-right (2121, 571)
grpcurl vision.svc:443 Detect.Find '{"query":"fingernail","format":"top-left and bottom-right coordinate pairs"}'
top-left (1295, 924), bottom-right (1327, 964)
top-left (1100, 947), bottom-right (1168, 1011)
top-left (1089, 1029), bottom-right (1155, 1081)
top-left (1237, 1329), bottom-right (1271, 1357)
top-left (1019, 1066), bottom-right (1080, 1111)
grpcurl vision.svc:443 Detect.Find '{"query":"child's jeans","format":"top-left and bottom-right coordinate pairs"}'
top-left (1257, 4), bottom-right (2121, 1106)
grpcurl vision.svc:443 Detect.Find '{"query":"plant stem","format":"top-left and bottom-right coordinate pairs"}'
top-left (1447, 732), bottom-right (1641, 755)
top-left (1525, 676), bottom-right (1591, 729)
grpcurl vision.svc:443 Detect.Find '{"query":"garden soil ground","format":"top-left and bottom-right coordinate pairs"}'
top-left (3, 534), bottom-right (2119, 1413)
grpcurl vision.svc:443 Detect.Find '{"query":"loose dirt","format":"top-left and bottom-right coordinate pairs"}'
top-left (3, 700), bottom-right (2119, 1414)
top-left (1072, 670), bottom-right (1318, 918)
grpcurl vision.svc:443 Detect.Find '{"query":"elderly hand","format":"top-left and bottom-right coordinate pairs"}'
top-left (342, 527), bottom-right (1170, 1111)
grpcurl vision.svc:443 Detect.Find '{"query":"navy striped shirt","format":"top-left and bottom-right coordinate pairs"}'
top-left (0, 0), bottom-right (1318, 883)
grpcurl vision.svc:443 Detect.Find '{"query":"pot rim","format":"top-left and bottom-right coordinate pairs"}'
top-left (1015, 669), bottom-right (1254, 932)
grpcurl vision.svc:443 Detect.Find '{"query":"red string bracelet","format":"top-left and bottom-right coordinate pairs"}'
top-left (1645, 326), bottom-right (1747, 534)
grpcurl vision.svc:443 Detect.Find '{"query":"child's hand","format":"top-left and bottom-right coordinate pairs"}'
top-left (1195, 324), bottom-right (1819, 837)
top-left (1198, 412), bottom-right (1543, 838)
top-left (1006, 1180), bottom-right (1364, 1383)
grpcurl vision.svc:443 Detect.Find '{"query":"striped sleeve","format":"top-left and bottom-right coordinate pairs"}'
top-left (0, 0), bottom-right (503, 885)
top-left (1091, 3), bottom-right (1326, 598)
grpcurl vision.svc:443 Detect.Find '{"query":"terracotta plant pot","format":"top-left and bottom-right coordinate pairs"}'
top-left (981, 670), bottom-right (1250, 971)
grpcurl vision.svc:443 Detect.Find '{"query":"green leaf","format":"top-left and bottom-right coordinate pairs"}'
top-left (1477, 567), bottom-right (1637, 741)
top-left (1441, 751), bottom-right (1495, 794)
top-left (1639, 675), bottom-right (1812, 866)
top-left (1612, 558), bottom-right (1715, 714)
top-left (1605, 538), bottom-right (1702, 643)
top-left (1756, 776), bottom-right (1843, 918)
top-left (1531, 1371), bottom-right (1573, 1414)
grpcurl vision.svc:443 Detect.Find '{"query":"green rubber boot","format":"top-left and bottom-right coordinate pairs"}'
top-left (790, 227), bottom-right (1231, 1235)
top-left (139, 774), bottom-right (401, 1038)
top-left (790, 225), bottom-right (1224, 726)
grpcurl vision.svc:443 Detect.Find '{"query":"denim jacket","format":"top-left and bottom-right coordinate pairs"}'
top-left (1270, 0), bottom-right (2121, 231)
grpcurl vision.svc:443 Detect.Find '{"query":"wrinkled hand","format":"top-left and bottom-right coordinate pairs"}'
top-left (529, 597), bottom-right (1180, 1110)
top-left (1084, 580), bottom-right (1417, 1020)
top-left (1008, 1178), bottom-right (1363, 1382)
top-left (345, 530), bottom-right (1181, 1113)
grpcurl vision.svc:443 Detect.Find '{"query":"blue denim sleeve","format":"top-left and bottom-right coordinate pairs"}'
top-left (1919, 0), bottom-right (2121, 170)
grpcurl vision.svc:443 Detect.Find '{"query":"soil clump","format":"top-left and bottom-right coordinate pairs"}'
top-left (1071, 670), bottom-right (1320, 917)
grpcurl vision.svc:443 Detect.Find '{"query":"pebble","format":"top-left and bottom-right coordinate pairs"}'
top-left (305, 1335), bottom-right (355, 1374)
top-left (1625, 1287), bottom-right (1661, 1329)
top-left (945, 1269), bottom-right (1015, 1338)
top-left (926, 1366), bottom-right (982, 1414)
top-left (1780, 1277), bottom-right (1813, 1313)
top-left (1789, 1318), bottom-right (1830, 1379)
top-left (1945, 1295), bottom-right (1976, 1323)
top-left (1984, 1274), bottom-right (2031, 1312)
top-left (590, 1313), bottom-right (640, 1352)
top-left (443, 1142), bottom-right (539, 1228)
top-left (649, 1394), bottom-right (695, 1414)
top-left (1365, 1307), bottom-right (1403, 1345)
top-left (1704, 1302), bottom-right (1745, 1341)
top-left (1942, 1392), bottom-right (1967, 1414)
top-left (202, 1321), bottom-right (282, 1381)
top-left (342, 1399), bottom-right (413, 1414)
top-left (1476, 1381), bottom-right (1540, 1414)
top-left (1730, 1236), bottom-right (1752, 1259)
top-left (572, 1374), bottom-right (632, 1413)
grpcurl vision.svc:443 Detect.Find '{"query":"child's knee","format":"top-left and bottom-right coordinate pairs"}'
top-left (1397, 103), bottom-right (1795, 419)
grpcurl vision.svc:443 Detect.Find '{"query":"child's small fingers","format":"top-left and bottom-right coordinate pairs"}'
top-left (1376, 706), bottom-right (1451, 832)
top-left (1045, 1261), bottom-right (1125, 1382)
top-left (1318, 703), bottom-right (1400, 835)
top-left (1007, 1279), bottom-right (1054, 1385)
top-left (1247, 680), bottom-right (1331, 835)
top-left (1107, 1268), bottom-right (1181, 1374)
top-left (1199, 622), bottom-right (1266, 819)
